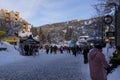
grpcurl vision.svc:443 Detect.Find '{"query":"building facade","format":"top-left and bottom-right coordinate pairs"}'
top-left (0, 9), bottom-right (30, 32)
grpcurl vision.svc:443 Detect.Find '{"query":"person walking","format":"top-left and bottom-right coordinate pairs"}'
top-left (53, 45), bottom-right (58, 54)
top-left (71, 46), bottom-right (77, 56)
top-left (45, 44), bottom-right (50, 54)
top-left (50, 45), bottom-right (53, 54)
top-left (59, 46), bottom-right (63, 54)
top-left (24, 44), bottom-right (29, 55)
top-left (83, 46), bottom-right (89, 64)
top-left (88, 40), bottom-right (110, 80)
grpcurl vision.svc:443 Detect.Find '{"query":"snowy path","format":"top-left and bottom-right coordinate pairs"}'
top-left (0, 42), bottom-right (119, 80)
top-left (0, 52), bottom-right (90, 80)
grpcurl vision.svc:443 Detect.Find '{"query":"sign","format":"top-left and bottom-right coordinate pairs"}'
top-left (104, 15), bottom-right (113, 25)
top-left (106, 32), bottom-right (115, 37)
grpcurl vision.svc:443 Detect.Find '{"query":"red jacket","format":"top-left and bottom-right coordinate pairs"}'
top-left (88, 48), bottom-right (109, 80)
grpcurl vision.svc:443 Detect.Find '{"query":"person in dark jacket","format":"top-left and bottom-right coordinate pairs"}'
top-left (71, 46), bottom-right (77, 56)
top-left (83, 46), bottom-right (89, 64)
top-left (24, 44), bottom-right (29, 55)
top-left (50, 45), bottom-right (53, 54)
top-left (59, 46), bottom-right (63, 53)
top-left (53, 45), bottom-right (58, 54)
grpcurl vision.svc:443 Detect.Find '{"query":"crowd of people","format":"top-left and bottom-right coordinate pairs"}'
top-left (43, 41), bottom-right (120, 80)
top-left (23, 44), bottom-right (39, 56)
top-left (44, 44), bottom-right (90, 58)
top-left (43, 43), bottom-right (93, 66)
top-left (22, 39), bottom-right (120, 80)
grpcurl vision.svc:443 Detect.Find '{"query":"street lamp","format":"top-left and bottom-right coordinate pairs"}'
top-left (107, 2), bottom-right (120, 46)
top-left (113, 3), bottom-right (120, 47)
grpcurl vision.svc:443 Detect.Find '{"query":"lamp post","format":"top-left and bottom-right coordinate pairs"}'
top-left (114, 4), bottom-right (118, 47)
top-left (107, 2), bottom-right (120, 47)
top-left (113, 3), bottom-right (120, 47)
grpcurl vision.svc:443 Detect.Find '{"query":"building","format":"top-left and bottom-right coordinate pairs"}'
top-left (0, 9), bottom-right (30, 32)
top-left (0, 9), bottom-right (31, 44)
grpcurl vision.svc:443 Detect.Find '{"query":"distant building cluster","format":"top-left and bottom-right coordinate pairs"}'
top-left (0, 9), bottom-right (30, 32)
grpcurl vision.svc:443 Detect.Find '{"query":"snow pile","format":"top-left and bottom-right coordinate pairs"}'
top-left (107, 66), bottom-right (120, 80)
top-left (0, 42), bottom-right (24, 66)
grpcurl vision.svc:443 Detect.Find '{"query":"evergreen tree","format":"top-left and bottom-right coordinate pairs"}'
top-left (30, 27), bottom-right (38, 37)
top-left (65, 26), bottom-right (74, 41)
top-left (47, 34), bottom-right (51, 43)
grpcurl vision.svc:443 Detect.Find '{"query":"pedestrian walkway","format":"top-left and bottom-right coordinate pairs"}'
top-left (0, 51), bottom-right (90, 80)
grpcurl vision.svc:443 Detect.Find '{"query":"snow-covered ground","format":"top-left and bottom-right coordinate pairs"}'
top-left (0, 42), bottom-right (120, 80)
top-left (0, 42), bottom-right (25, 66)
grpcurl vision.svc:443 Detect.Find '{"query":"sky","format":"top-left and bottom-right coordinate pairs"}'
top-left (0, 0), bottom-right (98, 26)
top-left (0, 42), bottom-right (120, 80)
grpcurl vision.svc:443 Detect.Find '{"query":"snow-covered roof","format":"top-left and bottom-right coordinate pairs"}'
top-left (18, 31), bottom-right (32, 37)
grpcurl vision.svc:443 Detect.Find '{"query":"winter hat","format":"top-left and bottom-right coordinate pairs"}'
top-left (94, 40), bottom-right (106, 49)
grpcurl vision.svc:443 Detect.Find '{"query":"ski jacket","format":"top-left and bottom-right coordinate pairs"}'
top-left (88, 48), bottom-right (109, 80)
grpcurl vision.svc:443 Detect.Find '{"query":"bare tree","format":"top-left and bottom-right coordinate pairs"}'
top-left (93, 0), bottom-right (106, 39)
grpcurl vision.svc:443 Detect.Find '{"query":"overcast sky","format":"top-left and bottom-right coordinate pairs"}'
top-left (0, 0), bottom-right (98, 26)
